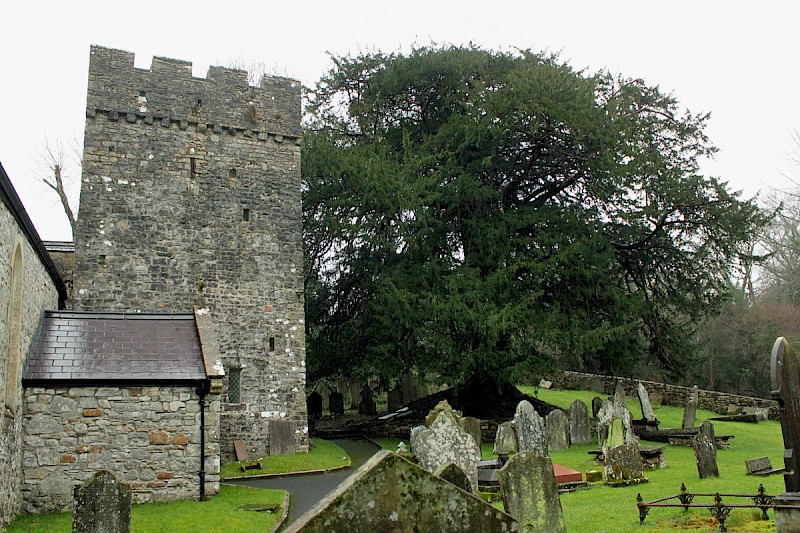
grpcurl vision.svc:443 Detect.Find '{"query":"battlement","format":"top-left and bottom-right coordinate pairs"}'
top-left (86, 46), bottom-right (301, 136)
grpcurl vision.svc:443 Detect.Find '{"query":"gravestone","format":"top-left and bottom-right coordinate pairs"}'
top-left (283, 451), bottom-right (517, 532)
top-left (336, 376), bottom-right (348, 395)
top-left (746, 456), bottom-right (775, 475)
top-left (358, 384), bottom-right (377, 415)
top-left (682, 385), bottom-right (699, 429)
top-left (497, 452), bottom-right (567, 533)
top-left (269, 419), bottom-right (296, 455)
top-left (693, 434), bottom-right (719, 479)
top-left (368, 368), bottom-right (381, 392)
top-left (545, 409), bottom-right (569, 452)
top-left (329, 391), bottom-right (345, 416)
top-left (637, 381), bottom-right (658, 425)
top-left (349, 375), bottom-right (364, 410)
top-left (400, 370), bottom-right (417, 404)
top-left (307, 392), bottom-right (323, 419)
top-left (459, 416), bottom-right (482, 449)
top-left (493, 421), bottom-right (518, 455)
top-left (387, 387), bottom-right (402, 412)
top-left (314, 381), bottom-right (331, 412)
top-left (410, 425), bottom-right (425, 452)
top-left (514, 400), bottom-right (548, 457)
top-left (699, 420), bottom-right (715, 444)
top-left (770, 337), bottom-right (800, 530)
top-left (604, 443), bottom-right (645, 485)
top-left (591, 396), bottom-right (603, 418)
top-left (568, 399), bottom-right (591, 445)
top-left (72, 470), bottom-right (131, 533)
top-left (435, 462), bottom-right (472, 493)
top-left (598, 395), bottom-right (637, 449)
top-left (414, 409), bottom-right (481, 492)
top-left (604, 418), bottom-right (625, 448)
top-left (425, 400), bottom-right (461, 427)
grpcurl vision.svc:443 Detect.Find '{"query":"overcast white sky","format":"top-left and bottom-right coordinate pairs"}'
top-left (2, 1), bottom-right (799, 241)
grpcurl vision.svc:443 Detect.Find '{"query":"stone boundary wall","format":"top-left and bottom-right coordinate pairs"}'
top-left (21, 385), bottom-right (220, 513)
top-left (552, 371), bottom-right (779, 419)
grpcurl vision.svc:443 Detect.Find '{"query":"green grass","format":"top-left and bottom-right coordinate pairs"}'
top-left (220, 438), bottom-right (350, 480)
top-left (8, 485), bottom-right (286, 533)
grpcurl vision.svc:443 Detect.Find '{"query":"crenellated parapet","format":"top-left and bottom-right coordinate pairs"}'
top-left (86, 45), bottom-right (302, 138)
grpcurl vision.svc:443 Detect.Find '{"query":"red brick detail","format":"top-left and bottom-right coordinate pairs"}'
top-left (173, 434), bottom-right (189, 445)
top-left (157, 472), bottom-right (173, 480)
top-left (75, 445), bottom-right (91, 454)
top-left (148, 430), bottom-right (170, 445)
top-left (61, 454), bottom-right (77, 463)
top-left (83, 408), bottom-right (103, 417)
top-left (146, 481), bottom-right (166, 488)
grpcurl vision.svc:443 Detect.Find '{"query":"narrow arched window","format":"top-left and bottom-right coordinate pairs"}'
top-left (5, 243), bottom-right (23, 413)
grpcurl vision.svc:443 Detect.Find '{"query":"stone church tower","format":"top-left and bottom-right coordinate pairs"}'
top-left (72, 46), bottom-right (308, 457)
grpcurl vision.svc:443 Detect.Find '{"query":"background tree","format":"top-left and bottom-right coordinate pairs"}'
top-left (33, 135), bottom-right (80, 238)
top-left (302, 46), bottom-right (768, 396)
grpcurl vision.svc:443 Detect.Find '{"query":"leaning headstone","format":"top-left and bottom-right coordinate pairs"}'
top-left (414, 409), bottom-right (481, 492)
top-left (699, 420), bottom-right (715, 444)
top-left (682, 385), bottom-right (699, 429)
top-left (604, 418), bottom-right (625, 448)
top-left (596, 399), bottom-right (614, 446)
top-left (283, 451), bottom-right (516, 532)
top-left (604, 443), bottom-right (645, 485)
top-left (693, 434), bottom-right (719, 479)
top-left (329, 391), bottom-right (344, 416)
top-left (514, 400), bottom-right (548, 457)
top-left (358, 384), bottom-right (377, 415)
top-left (307, 392), bottom-right (323, 419)
top-left (435, 462), bottom-right (472, 493)
top-left (591, 396), bottom-right (603, 418)
top-left (72, 470), bottom-right (131, 533)
top-left (545, 409), bottom-right (569, 452)
top-left (349, 375), bottom-right (364, 410)
top-left (493, 421), bottom-right (518, 455)
top-left (387, 387), bottom-right (402, 412)
top-left (637, 382), bottom-right (659, 425)
top-left (497, 452), bottom-right (567, 533)
top-left (459, 416), bottom-right (482, 449)
top-left (771, 337), bottom-right (800, 530)
top-left (269, 419), bottom-right (296, 455)
top-left (568, 400), bottom-right (591, 445)
top-left (314, 381), bottom-right (331, 412)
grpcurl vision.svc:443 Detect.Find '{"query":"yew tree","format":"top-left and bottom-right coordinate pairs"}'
top-left (302, 46), bottom-right (766, 389)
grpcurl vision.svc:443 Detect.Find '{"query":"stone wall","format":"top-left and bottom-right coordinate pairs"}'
top-left (0, 170), bottom-right (61, 527)
top-left (552, 371), bottom-right (779, 419)
top-left (71, 46), bottom-right (308, 459)
top-left (21, 385), bottom-right (220, 513)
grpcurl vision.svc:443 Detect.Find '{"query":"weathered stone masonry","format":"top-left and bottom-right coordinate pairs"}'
top-left (0, 164), bottom-right (63, 527)
top-left (21, 385), bottom-right (220, 513)
top-left (72, 46), bottom-right (308, 459)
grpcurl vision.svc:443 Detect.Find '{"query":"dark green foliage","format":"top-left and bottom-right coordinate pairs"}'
top-left (302, 45), bottom-right (768, 385)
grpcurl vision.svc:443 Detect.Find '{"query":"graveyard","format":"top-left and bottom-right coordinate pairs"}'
top-left (7, 380), bottom-right (790, 532)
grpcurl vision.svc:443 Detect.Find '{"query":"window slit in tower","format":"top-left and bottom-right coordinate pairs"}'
top-left (190, 157), bottom-right (196, 178)
top-left (243, 209), bottom-right (250, 222)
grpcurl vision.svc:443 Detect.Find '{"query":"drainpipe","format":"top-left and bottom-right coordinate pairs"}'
top-left (197, 380), bottom-right (208, 501)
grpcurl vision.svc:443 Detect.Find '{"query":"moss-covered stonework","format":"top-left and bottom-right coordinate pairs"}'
top-left (497, 452), bottom-right (566, 533)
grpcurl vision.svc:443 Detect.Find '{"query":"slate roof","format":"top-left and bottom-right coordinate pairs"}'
top-left (24, 311), bottom-right (207, 383)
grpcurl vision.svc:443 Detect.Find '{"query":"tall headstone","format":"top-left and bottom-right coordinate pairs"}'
top-left (400, 370), bottom-right (417, 404)
top-left (72, 470), bottom-right (131, 533)
top-left (693, 434), bottom-right (720, 479)
top-left (699, 420), bottom-right (715, 444)
top-left (497, 452), bottom-right (567, 533)
top-left (493, 421), bottom-right (518, 455)
top-left (387, 387), bottom-right (402, 412)
top-left (682, 385), bottom-right (699, 429)
top-left (459, 416), bottom-right (482, 449)
top-left (568, 400), bottom-right (591, 445)
top-left (367, 368), bottom-right (381, 392)
top-left (514, 400), bottom-right (548, 457)
top-left (636, 381), bottom-right (658, 425)
top-left (336, 376), bottom-right (348, 396)
top-left (270, 419), bottom-right (297, 455)
top-left (358, 384), bottom-right (377, 415)
top-left (314, 381), bottom-right (331, 412)
top-left (414, 409), bottom-right (481, 492)
top-left (329, 391), bottom-right (344, 416)
top-left (283, 451), bottom-right (517, 533)
top-left (349, 375), bottom-right (364, 410)
top-left (591, 396), bottom-right (603, 418)
top-left (770, 337), bottom-right (800, 530)
top-left (307, 392), bottom-right (323, 419)
top-left (545, 410), bottom-right (569, 452)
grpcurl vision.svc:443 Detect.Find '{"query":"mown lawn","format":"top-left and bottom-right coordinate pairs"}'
top-left (220, 438), bottom-right (350, 480)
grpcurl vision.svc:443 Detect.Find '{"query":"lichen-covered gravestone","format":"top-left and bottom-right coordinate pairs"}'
top-left (693, 434), bottom-right (719, 479)
top-left (682, 385), bottom-right (699, 429)
top-left (349, 375), bottom-right (364, 410)
top-left (604, 443), bottom-right (645, 486)
top-left (493, 421), bottom-right (518, 455)
top-left (497, 452), bottom-right (567, 533)
top-left (591, 396), bottom-right (603, 418)
top-left (771, 336), bottom-right (800, 531)
top-left (434, 462), bottom-right (472, 493)
top-left (269, 419), bottom-right (296, 455)
top-left (568, 399), bottom-right (591, 445)
top-left (414, 406), bottom-right (481, 492)
top-left (72, 470), bottom-right (131, 533)
top-left (637, 381), bottom-right (659, 425)
top-left (425, 400), bottom-right (461, 427)
top-left (459, 416), bottom-right (482, 449)
top-left (514, 400), bottom-right (548, 457)
top-left (283, 451), bottom-right (517, 532)
top-left (545, 409), bottom-right (568, 452)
